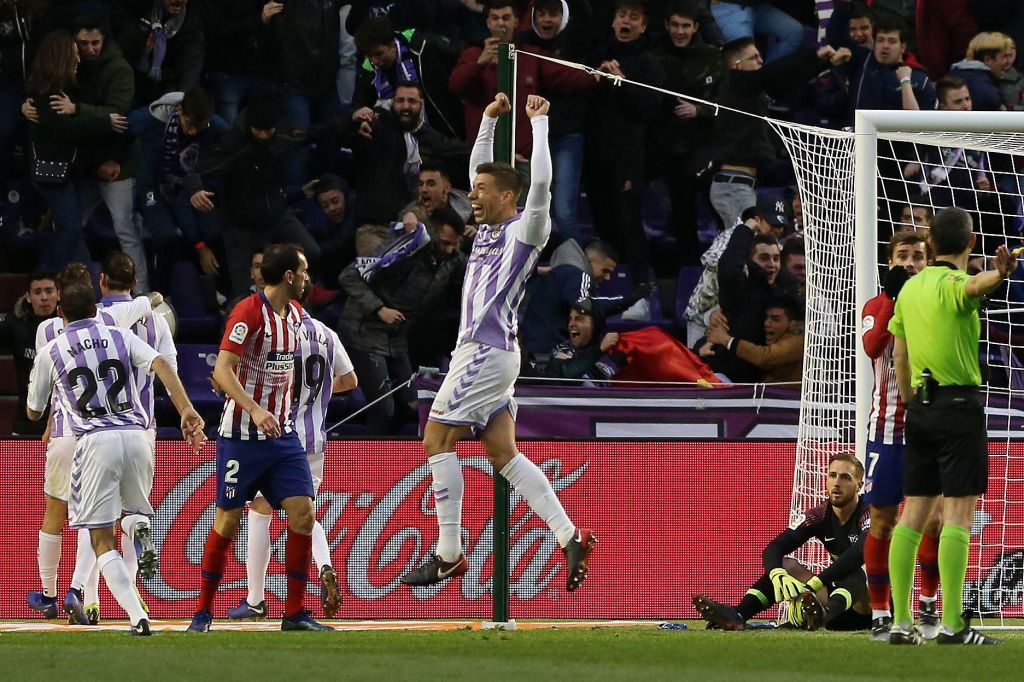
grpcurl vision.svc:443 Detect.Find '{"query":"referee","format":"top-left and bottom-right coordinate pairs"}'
top-left (887, 206), bottom-right (1014, 646)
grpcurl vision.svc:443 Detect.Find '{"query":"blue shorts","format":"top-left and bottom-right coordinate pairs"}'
top-left (216, 432), bottom-right (314, 510)
top-left (863, 439), bottom-right (905, 507)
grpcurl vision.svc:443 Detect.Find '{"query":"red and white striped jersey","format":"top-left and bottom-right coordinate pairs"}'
top-left (218, 292), bottom-right (303, 440)
top-left (861, 292), bottom-right (904, 444)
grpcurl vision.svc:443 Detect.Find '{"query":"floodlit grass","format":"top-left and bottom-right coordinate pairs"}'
top-left (1, 622), bottom-right (1022, 681)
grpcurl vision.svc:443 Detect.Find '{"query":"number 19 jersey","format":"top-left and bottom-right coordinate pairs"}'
top-left (27, 319), bottom-right (160, 437)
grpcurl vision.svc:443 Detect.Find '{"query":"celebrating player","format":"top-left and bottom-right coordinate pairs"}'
top-left (26, 262), bottom-right (162, 625)
top-left (26, 282), bottom-right (204, 636)
top-left (227, 282), bottom-right (357, 621)
top-left (400, 93), bottom-right (597, 590)
top-left (861, 231), bottom-right (943, 641)
top-left (693, 453), bottom-right (871, 632)
top-left (188, 244), bottom-right (332, 632)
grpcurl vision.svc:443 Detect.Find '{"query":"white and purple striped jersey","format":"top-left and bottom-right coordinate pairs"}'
top-left (97, 293), bottom-right (177, 430)
top-left (292, 311), bottom-right (354, 455)
top-left (457, 114), bottom-right (552, 353)
top-left (35, 296), bottom-right (156, 439)
top-left (27, 319), bottom-right (161, 437)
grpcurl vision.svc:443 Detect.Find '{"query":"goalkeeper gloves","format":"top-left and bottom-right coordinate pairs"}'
top-left (769, 568), bottom-right (806, 602)
top-left (806, 575), bottom-right (824, 593)
top-left (883, 266), bottom-right (909, 301)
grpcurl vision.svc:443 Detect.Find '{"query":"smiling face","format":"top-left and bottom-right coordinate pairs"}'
top-left (393, 85), bottom-right (423, 131)
top-left (75, 29), bottom-right (103, 61)
top-left (983, 49), bottom-right (1014, 79)
top-left (612, 5), bottom-right (647, 43)
top-left (567, 308), bottom-right (595, 348)
top-left (763, 306), bottom-right (791, 345)
top-left (752, 243), bottom-right (781, 285)
top-left (666, 13), bottom-right (698, 48)
top-left (469, 173), bottom-right (513, 225)
top-left (534, 6), bottom-right (563, 41)
top-left (317, 189), bottom-right (346, 224)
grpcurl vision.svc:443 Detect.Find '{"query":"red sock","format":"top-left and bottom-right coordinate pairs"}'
top-left (918, 533), bottom-right (940, 598)
top-left (865, 533), bottom-right (891, 612)
top-left (198, 529), bottom-right (232, 613)
top-left (285, 530), bottom-right (312, 618)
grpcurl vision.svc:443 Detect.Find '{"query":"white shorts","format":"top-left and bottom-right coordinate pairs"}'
top-left (308, 451), bottom-right (324, 494)
top-left (429, 341), bottom-right (519, 432)
top-left (44, 435), bottom-right (77, 501)
top-left (69, 429), bottom-right (155, 529)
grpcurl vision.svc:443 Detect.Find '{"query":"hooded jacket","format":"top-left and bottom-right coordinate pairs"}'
top-left (75, 40), bottom-right (137, 176)
top-left (949, 58), bottom-right (1005, 111)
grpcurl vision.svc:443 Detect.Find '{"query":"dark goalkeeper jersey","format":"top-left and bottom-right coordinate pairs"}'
top-left (762, 497), bottom-right (871, 586)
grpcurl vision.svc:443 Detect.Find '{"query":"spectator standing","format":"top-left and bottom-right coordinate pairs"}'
top-left (710, 0), bottom-right (804, 63)
top-left (914, 0), bottom-right (977, 80)
top-left (651, 0), bottom-right (722, 266)
top-left (583, 0), bottom-right (664, 295)
top-left (702, 294), bottom-right (805, 383)
top-left (0, 269), bottom-right (57, 436)
top-left (948, 32), bottom-right (1014, 111)
top-left (196, 0), bottom-right (268, 124)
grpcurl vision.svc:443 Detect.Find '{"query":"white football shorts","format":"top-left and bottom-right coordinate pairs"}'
top-left (429, 341), bottom-right (519, 432)
top-left (308, 450), bottom-right (324, 494)
top-left (44, 435), bottom-right (77, 501)
top-left (69, 428), bottom-right (155, 528)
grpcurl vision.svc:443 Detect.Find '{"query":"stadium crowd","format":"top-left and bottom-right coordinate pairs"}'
top-left (2, 0), bottom-right (1023, 435)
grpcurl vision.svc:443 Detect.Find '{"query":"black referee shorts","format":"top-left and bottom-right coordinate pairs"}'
top-left (904, 387), bottom-right (988, 498)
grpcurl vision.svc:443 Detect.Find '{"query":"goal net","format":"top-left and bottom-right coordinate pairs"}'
top-left (780, 111), bottom-right (1024, 627)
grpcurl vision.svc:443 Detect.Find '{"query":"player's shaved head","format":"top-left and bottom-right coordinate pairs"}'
top-left (474, 162), bottom-right (523, 200)
top-left (59, 282), bottom-right (97, 322)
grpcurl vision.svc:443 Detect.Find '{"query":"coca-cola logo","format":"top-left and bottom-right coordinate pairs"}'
top-left (964, 549), bottom-right (1024, 616)
top-left (145, 455), bottom-right (587, 603)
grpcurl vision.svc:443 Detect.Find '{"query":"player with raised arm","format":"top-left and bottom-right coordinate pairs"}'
top-left (26, 282), bottom-right (205, 636)
top-left (693, 454), bottom-right (872, 632)
top-left (861, 231), bottom-right (943, 641)
top-left (227, 281), bottom-right (357, 620)
top-left (400, 93), bottom-right (597, 591)
top-left (188, 244), bottom-right (332, 632)
top-left (26, 263), bottom-right (163, 625)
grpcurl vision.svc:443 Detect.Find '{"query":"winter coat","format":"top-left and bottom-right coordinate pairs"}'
top-left (651, 34), bottom-right (722, 157)
top-left (338, 244), bottom-right (466, 356)
top-left (197, 0), bottom-right (268, 76)
top-left (269, 0), bottom-right (340, 94)
top-left (75, 41), bottom-right (137, 176)
top-left (28, 86), bottom-right (111, 172)
top-left (115, 0), bottom-right (204, 104)
top-left (949, 59), bottom-right (1005, 111)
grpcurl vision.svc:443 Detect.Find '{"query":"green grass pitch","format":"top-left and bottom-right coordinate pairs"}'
top-left (2, 623), bottom-right (1023, 681)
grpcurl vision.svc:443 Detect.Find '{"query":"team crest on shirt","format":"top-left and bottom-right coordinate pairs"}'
top-left (225, 486), bottom-right (236, 500)
top-left (849, 533), bottom-right (860, 544)
top-left (229, 322), bottom-right (248, 344)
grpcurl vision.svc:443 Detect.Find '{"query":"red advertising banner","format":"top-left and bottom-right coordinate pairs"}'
top-left (3, 440), bottom-right (1021, 620)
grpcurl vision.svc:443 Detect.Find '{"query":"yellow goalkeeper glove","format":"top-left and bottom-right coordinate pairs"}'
top-left (806, 576), bottom-right (824, 593)
top-left (769, 568), bottom-right (806, 602)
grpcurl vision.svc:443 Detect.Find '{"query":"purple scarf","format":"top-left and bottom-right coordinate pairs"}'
top-left (373, 37), bottom-right (420, 103)
top-left (137, 0), bottom-right (187, 81)
top-left (356, 222), bottom-right (430, 282)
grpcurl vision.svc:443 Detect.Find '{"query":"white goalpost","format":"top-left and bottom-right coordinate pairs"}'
top-left (783, 110), bottom-right (1024, 628)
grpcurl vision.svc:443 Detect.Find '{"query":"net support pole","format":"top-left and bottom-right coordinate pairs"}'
top-left (485, 41), bottom-right (515, 631)
top-left (853, 112), bottom-right (879, 465)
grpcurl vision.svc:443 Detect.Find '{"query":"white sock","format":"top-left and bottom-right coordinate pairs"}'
top-left (38, 531), bottom-right (62, 597)
top-left (428, 452), bottom-right (464, 562)
top-left (120, 514), bottom-right (148, 539)
top-left (920, 594), bottom-right (937, 604)
top-left (311, 520), bottom-right (331, 573)
top-left (97, 550), bottom-right (147, 626)
top-left (872, 608), bottom-right (892, 620)
top-left (500, 453), bottom-right (576, 547)
top-left (245, 510), bottom-right (273, 606)
top-left (85, 563), bottom-right (101, 606)
top-left (121, 531), bottom-right (138, 583)
top-left (71, 528), bottom-right (96, 593)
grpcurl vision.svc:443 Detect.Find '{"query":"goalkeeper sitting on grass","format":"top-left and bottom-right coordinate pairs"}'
top-left (693, 453), bottom-right (872, 631)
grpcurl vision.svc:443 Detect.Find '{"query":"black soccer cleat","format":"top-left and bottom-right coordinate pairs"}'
top-left (281, 609), bottom-right (335, 632)
top-left (320, 565), bottom-right (342, 618)
top-left (400, 554), bottom-right (468, 587)
top-left (870, 615), bottom-right (893, 642)
top-left (937, 612), bottom-right (1002, 646)
top-left (129, 618), bottom-right (152, 636)
top-left (134, 521), bottom-right (158, 581)
top-left (692, 594), bottom-right (745, 631)
top-left (918, 599), bottom-right (940, 641)
top-left (799, 591), bottom-right (826, 631)
top-left (563, 528), bottom-right (597, 592)
top-left (889, 624), bottom-right (923, 645)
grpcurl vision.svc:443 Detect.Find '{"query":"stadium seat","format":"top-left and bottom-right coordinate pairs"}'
top-left (167, 262), bottom-right (222, 342)
top-left (675, 266), bottom-right (704, 322)
top-left (0, 355), bottom-right (16, 395)
top-left (173, 344), bottom-right (222, 408)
